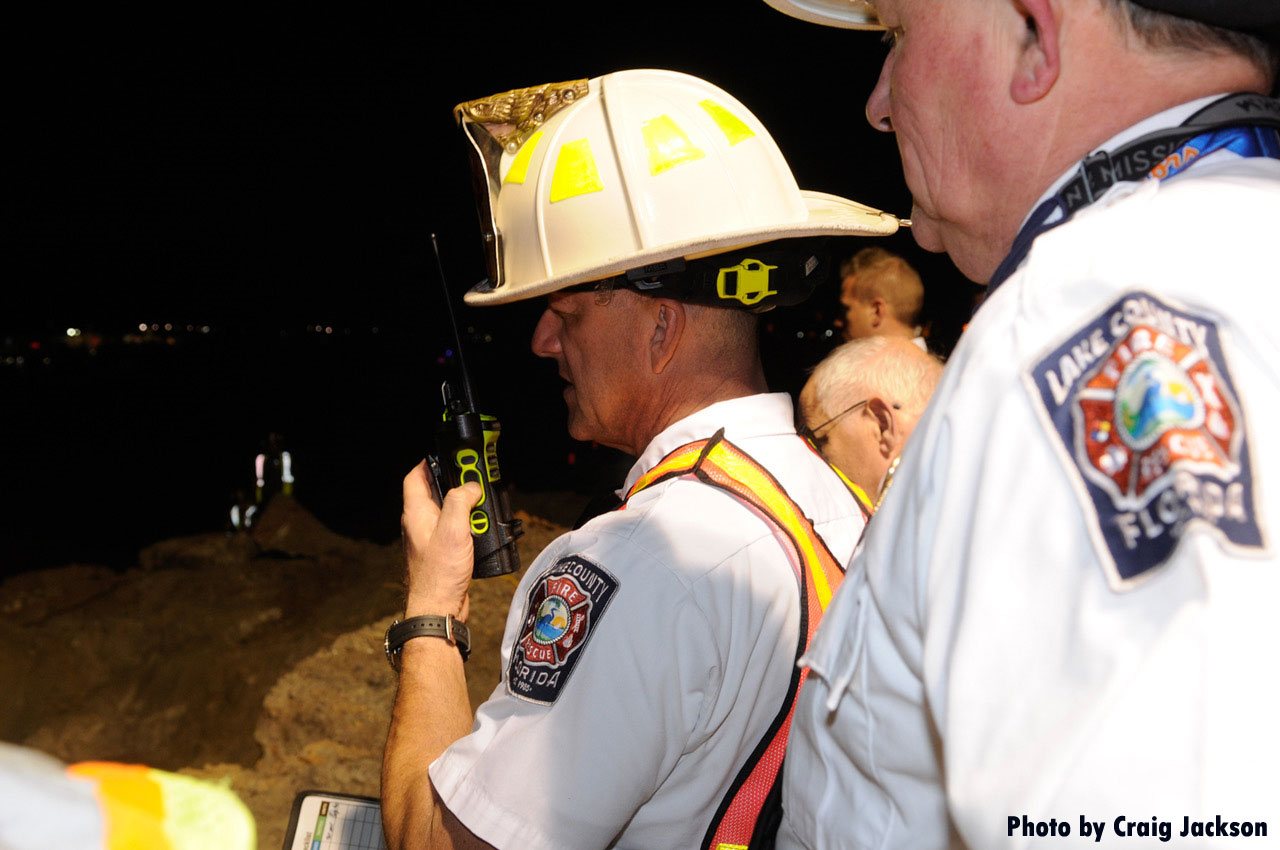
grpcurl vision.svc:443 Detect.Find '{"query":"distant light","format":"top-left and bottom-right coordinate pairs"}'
top-left (371, 327), bottom-right (379, 334)
top-left (324, 326), bottom-right (333, 334)
top-left (138, 323), bottom-right (148, 332)
top-left (824, 329), bottom-right (834, 338)
top-left (186, 324), bottom-right (194, 332)
top-left (42, 357), bottom-right (51, 365)
top-left (15, 356), bottom-right (24, 365)
top-left (200, 325), bottom-right (210, 334)
top-left (66, 327), bottom-right (81, 338)
top-left (444, 348), bottom-right (453, 357)
top-left (795, 331), bottom-right (804, 339)
top-left (483, 334), bottom-right (492, 342)
top-left (164, 323), bottom-right (173, 331)
top-left (151, 323), bottom-right (159, 331)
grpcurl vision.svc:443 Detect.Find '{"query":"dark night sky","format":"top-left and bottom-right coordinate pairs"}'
top-left (5, 6), bottom-right (980, 570)
top-left (11, 5), bottom-right (975, 331)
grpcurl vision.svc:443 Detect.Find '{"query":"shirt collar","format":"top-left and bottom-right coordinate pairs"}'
top-left (620, 392), bottom-right (795, 495)
top-left (1022, 93), bottom-right (1234, 232)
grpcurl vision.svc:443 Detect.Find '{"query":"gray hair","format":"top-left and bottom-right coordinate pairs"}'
top-left (810, 336), bottom-right (943, 419)
top-left (1100, 0), bottom-right (1279, 81)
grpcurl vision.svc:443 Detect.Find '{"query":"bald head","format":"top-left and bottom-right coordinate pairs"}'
top-left (801, 336), bottom-right (943, 499)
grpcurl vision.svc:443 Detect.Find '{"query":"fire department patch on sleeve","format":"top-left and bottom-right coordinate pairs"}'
top-left (1026, 291), bottom-right (1264, 590)
top-left (507, 555), bottom-right (619, 705)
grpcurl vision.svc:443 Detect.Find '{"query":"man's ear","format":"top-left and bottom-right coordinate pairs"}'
top-left (867, 397), bottom-right (898, 459)
top-left (1011, 0), bottom-right (1061, 104)
top-left (870, 297), bottom-right (887, 329)
top-left (649, 298), bottom-right (686, 374)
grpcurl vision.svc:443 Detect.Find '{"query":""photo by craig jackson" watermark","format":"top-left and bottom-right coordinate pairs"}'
top-left (1008, 814), bottom-right (1268, 842)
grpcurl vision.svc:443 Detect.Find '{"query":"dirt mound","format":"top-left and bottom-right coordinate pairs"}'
top-left (0, 493), bottom-right (571, 847)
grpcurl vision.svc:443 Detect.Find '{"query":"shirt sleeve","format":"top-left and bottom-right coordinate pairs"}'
top-left (429, 532), bottom-right (722, 850)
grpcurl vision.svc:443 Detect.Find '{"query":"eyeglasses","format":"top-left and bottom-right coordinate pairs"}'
top-left (797, 398), bottom-right (900, 445)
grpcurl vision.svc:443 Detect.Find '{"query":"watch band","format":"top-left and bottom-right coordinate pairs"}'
top-left (384, 614), bottom-right (471, 669)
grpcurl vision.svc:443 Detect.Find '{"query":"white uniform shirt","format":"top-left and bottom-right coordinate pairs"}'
top-left (431, 393), bottom-right (865, 849)
top-left (778, 99), bottom-right (1280, 849)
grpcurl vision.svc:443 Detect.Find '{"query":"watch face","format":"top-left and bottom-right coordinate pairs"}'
top-left (384, 621), bottom-right (400, 669)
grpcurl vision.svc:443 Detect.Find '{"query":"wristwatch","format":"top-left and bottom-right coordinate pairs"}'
top-left (384, 614), bottom-right (471, 669)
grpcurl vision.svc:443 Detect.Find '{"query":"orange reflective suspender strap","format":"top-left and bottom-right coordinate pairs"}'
top-left (622, 429), bottom-right (847, 849)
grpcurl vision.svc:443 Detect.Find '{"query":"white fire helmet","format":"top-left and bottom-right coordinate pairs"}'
top-left (759, 0), bottom-right (884, 29)
top-left (455, 68), bottom-right (900, 306)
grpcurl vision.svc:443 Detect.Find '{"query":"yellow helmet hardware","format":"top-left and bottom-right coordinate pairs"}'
top-left (716, 259), bottom-right (779, 307)
top-left (454, 69), bottom-right (899, 306)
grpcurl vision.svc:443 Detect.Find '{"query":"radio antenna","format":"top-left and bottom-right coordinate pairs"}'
top-left (430, 232), bottom-right (479, 413)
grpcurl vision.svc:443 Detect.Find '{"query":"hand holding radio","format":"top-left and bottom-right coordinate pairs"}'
top-left (427, 234), bottom-right (524, 579)
top-left (402, 462), bottom-right (481, 621)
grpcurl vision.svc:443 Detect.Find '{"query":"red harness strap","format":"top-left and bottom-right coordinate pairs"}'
top-left (622, 429), bottom-right (850, 849)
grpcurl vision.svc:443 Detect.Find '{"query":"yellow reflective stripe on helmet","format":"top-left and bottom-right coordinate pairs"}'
top-left (641, 114), bottom-right (706, 175)
top-left (699, 99), bottom-right (755, 146)
top-left (503, 130), bottom-right (544, 185)
top-left (549, 138), bottom-right (604, 202)
top-left (68, 762), bottom-right (256, 850)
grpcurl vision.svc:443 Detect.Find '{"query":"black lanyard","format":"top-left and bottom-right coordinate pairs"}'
top-left (984, 93), bottom-right (1280, 296)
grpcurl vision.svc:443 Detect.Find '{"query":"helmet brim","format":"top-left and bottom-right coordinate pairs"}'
top-left (463, 190), bottom-right (901, 306)
top-left (759, 0), bottom-right (886, 30)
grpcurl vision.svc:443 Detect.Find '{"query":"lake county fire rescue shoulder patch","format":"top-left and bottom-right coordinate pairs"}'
top-left (1026, 291), bottom-right (1264, 590)
top-left (507, 555), bottom-right (619, 705)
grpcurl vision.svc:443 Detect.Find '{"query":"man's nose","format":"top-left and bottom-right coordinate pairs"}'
top-left (530, 308), bottom-right (562, 358)
top-left (866, 51), bottom-right (894, 133)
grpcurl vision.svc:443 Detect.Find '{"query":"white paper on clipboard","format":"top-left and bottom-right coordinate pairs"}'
top-left (283, 790), bottom-right (387, 850)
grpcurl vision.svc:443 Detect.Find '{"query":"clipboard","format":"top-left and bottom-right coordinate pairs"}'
top-left (282, 789), bottom-right (386, 850)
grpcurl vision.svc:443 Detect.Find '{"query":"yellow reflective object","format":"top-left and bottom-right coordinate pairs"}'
top-left (503, 131), bottom-right (544, 185)
top-left (700, 99), bottom-right (755, 146)
top-left (549, 138), bottom-right (605, 202)
top-left (641, 114), bottom-right (706, 175)
top-left (67, 762), bottom-right (256, 850)
top-left (716, 259), bottom-right (778, 307)
top-left (70, 762), bottom-right (169, 850)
